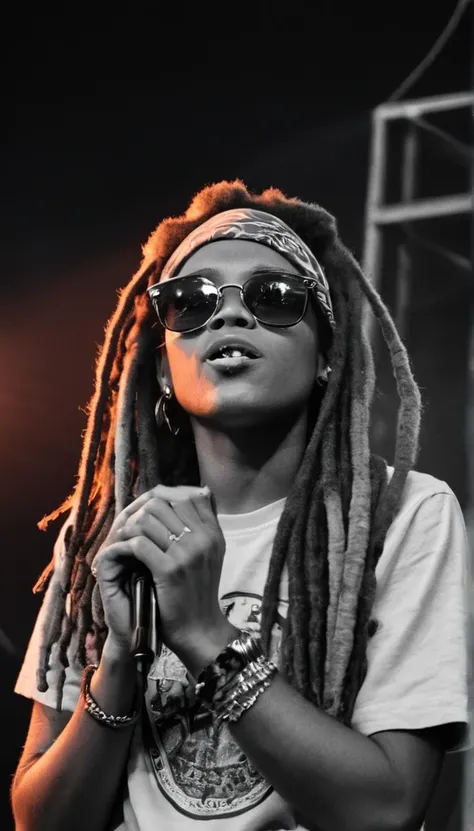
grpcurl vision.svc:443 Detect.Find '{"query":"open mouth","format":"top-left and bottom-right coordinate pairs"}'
top-left (207, 346), bottom-right (260, 362)
top-left (204, 344), bottom-right (262, 373)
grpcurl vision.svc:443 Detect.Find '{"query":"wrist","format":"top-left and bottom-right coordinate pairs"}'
top-left (101, 633), bottom-right (136, 668)
top-left (177, 621), bottom-right (241, 679)
top-left (90, 638), bottom-right (138, 718)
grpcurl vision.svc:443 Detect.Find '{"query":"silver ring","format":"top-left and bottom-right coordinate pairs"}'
top-left (168, 526), bottom-right (192, 544)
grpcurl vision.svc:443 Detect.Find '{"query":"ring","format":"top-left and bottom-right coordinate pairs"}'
top-left (168, 526), bottom-right (192, 544)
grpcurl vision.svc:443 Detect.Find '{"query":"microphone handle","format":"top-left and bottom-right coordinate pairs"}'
top-left (131, 573), bottom-right (155, 682)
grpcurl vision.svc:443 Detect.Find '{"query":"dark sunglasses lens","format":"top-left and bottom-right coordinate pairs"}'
top-left (245, 274), bottom-right (307, 325)
top-left (157, 277), bottom-right (218, 332)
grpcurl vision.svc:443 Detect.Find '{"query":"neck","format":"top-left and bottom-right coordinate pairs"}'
top-left (190, 411), bottom-right (309, 514)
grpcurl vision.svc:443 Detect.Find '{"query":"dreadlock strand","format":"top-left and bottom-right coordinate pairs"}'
top-left (48, 265), bottom-right (153, 593)
top-left (262, 259), bottom-right (348, 675)
top-left (325, 297), bottom-right (373, 713)
top-left (91, 580), bottom-right (106, 633)
top-left (305, 471), bottom-right (329, 707)
top-left (350, 258), bottom-right (421, 468)
top-left (338, 454), bottom-right (389, 723)
top-left (136, 356), bottom-right (161, 495)
top-left (55, 297), bottom-right (135, 546)
top-left (114, 338), bottom-right (143, 515)
top-left (35, 576), bottom-right (67, 692)
top-left (260, 514), bottom-right (295, 656)
top-left (69, 490), bottom-right (115, 620)
top-left (286, 511), bottom-right (311, 697)
top-left (280, 602), bottom-right (295, 685)
top-left (322, 418), bottom-right (346, 669)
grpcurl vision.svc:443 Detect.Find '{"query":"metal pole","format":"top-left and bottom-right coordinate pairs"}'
top-left (363, 108), bottom-right (387, 344)
top-left (363, 108), bottom-right (387, 288)
top-left (378, 90), bottom-right (473, 120)
top-left (374, 193), bottom-right (473, 224)
top-left (463, 17), bottom-right (474, 827)
top-left (394, 122), bottom-right (419, 338)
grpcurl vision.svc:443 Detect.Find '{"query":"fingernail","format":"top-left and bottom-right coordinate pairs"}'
top-left (200, 485), bottom-right (211, 496)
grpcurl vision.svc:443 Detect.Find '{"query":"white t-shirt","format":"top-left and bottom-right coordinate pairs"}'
top-left (15, 468), bottom-right (471, 830)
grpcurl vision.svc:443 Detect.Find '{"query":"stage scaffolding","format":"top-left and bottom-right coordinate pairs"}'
top-left (363, 90), bottom-right (473, 831)
top-left (363, 91), bottom-right (472, 286)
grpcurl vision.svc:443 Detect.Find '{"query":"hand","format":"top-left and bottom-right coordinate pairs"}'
top-left (92, 484), bottom-right (235, 672)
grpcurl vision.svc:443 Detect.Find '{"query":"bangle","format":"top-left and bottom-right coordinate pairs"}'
top-left (212, 655), bottom-right (267, 707)
top-left (81, 664), bottom-right (141, 729)
top-left (214, 659), bottom-right (278, 727)
top-left (193, 630), bottom-right (278, 728)
top-left (195, 631), bottom-right (264, 705)
top-left (215, 674), bottom-right (276, 728)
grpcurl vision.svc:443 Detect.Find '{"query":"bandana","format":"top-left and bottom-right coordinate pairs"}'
top-left (158, 208), bottom-right (335, 330)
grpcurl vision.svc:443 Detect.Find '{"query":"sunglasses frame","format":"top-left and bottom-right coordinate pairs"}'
top-left (147, 271), bottom-right (320, 334)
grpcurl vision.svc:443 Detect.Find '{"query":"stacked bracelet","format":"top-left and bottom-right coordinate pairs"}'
top-left (213, 657), bottom-right (277, 727)
top-left (194, 631), bottom-right (278, 728)
top-left (81, 664), bottom-right (142, 729)
top-left (194, 631), bottom-right (263, 704)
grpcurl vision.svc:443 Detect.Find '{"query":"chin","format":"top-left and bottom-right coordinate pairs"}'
top-left (197, 399), bottom-right (288, 431)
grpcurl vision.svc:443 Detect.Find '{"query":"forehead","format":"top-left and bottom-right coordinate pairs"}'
top-left (177, 239), bottom-right (301, 279)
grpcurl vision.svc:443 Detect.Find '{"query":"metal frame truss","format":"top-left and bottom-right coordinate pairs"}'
top-left (363, 91), bottom-right (473, 316)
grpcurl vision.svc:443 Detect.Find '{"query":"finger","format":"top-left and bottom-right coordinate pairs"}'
top-left (141, 497), bottom-right (200, 535)
top-left (96, 537), bottom-right (171, 582)
top-left (151, 484), bottom-right (210, 504)
top-left (93, 541), bottom-right (139, 582)
top-left (126, 536), bottom-right (173, 582)
top-left (167, 497), bottom-right (206, 531)
top-left (131, 499), bottom-right (188, 536)
top-left (121, 510), bottom-right (179, 552)
top-left (112, 484), bottom-right (208, 534)
top-left (187, 492), bottom-right (217, 525)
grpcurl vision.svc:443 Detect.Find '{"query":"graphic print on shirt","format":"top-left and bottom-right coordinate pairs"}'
top-left (144, 591), bottom-right (287, 818)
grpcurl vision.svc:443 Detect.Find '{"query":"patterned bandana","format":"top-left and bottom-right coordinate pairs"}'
top-left (158, 208), bottom-right (335, 330)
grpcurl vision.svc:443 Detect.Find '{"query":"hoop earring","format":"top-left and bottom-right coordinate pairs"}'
top-left (155, 384), bottom-right (180, 436)
top-left (316, 365), bottom-right (332, 387)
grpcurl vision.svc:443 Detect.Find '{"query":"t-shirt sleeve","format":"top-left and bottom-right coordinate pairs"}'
top-left (14, 517), bottom-right (84, 713)
top-left (351, 489), bottom-right (471, 752)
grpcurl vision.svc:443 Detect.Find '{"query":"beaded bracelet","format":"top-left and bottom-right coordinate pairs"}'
top-left (81, 664), bottom-right (142, 729)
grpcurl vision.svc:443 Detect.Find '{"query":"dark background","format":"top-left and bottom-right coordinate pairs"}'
top-left (1, 4), bottom-right (472, 829)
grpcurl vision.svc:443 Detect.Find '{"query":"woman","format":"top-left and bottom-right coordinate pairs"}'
top-left (11, 181), bottom-right (469, 831)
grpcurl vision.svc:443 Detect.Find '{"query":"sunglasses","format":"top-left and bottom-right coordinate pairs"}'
top-left (147, 271), bottom-right (321, 334)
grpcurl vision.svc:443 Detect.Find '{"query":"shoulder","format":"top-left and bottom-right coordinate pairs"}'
top-left (375, 467), bottom-right (469, 586)
top-left (352, 469), bottom-right (470, 748)
top-left (387, 465), bottom-right (456, 513)
top-left (384, 467), bottom-right (465, 549)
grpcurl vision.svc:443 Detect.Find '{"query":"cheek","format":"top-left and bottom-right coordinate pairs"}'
top-left (166, 336), bottom-right (218, 416)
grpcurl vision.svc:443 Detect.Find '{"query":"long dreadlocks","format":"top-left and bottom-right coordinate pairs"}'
top-left (32, 180), bottom-right (421, 724)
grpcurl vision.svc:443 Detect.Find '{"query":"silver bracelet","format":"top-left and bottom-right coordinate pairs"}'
top-left (214, 668), bottom-right (277, 728)
top-left (213, 659), bottom-right (278, 727)
top-left (81, 664), bottom-right (141, 729)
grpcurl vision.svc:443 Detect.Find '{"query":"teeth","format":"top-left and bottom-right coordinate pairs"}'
top-left (208, 344), bottom-right (260, 360)
top-left (213, 348), bottom-right (246, 359)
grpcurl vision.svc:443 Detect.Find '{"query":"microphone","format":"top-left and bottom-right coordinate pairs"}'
top-left (131, 571), bottom-right (155, 686)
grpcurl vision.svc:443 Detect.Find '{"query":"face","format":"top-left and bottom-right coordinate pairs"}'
top-left (158, 239), bottom-right (325, 429)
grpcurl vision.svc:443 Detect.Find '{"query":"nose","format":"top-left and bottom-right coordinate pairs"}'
top-left (207, 285), bottom-right (256, 330)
